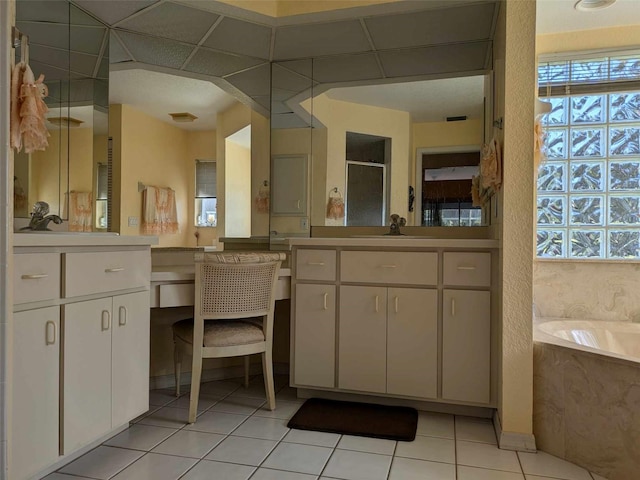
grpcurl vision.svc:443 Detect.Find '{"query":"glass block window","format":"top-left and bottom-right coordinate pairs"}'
top-left (538, 51), bottom-right (640, 260)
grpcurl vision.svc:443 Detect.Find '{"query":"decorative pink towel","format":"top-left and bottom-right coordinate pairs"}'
top-left (142, 185), bottom-right (179, 234)
top-left (18, 64), bottom-right (50, 154)
top-left (68, 191), bottom-right (93, 232)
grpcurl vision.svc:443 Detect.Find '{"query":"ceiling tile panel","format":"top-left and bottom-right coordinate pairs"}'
top-left (312, 53), bottom-right (382, 83)
top-left (70, 51), bottom-right (100, 77)
top-left (204, 17), bottom-right (271, 60)
top-left (30, 61), bottom-right (69, 83)
top-left (225, 64), bottom-right (271, 97)
top-left (252, 95), bottom-right (271, 111)
top-left (276, 59), bottom-right (314, 78)
top-left (73, 1), bottom-right (159, 26)
top-left (70, 5), bottom-right (105, 26)
top-left (29, 45), bottom-right (69, 73)
top-left (274, 20), bottom-right (371, 60)
top-left (271, 113), bottom-right (311, 129)
top-left (272, 64), bottom-right (313, 94)
top-left (17, 21), bottom-right (69, 50)
top-left (17, 0), bottom-right (68, 23)
top-left (97, 56), bottom-right (110, 79)
top-left (109, 33), bottom-right (132, 63)
top-left (183, 47), bottom-right (264, 77)
top-left (364, 2), bottom-right (497, 50)
top-left (117, 31), bottom-right (194, 69)
top-left (379, 42), bottom-right (491, 78)
top-left (118, 2), bottom-right (219, 44)
top-left (70, 26), bottom-right (107, 55)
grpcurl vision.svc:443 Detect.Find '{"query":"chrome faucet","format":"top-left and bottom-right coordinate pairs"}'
top-left (387, 214), bottom-right (406, 236)
top-left (20, 201), bottom-right (63, 231)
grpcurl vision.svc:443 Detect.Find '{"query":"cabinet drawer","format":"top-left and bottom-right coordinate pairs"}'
top-left (341, 251), bottom-right (437, 285)
top-left (296, 249), bottom-right (336, 281)
top-left (64, 250), bottom-right (150, 298)
top-left (443, 252), bottom-right (491, 287)
top-left (13, 253), bottom-right (60, 304)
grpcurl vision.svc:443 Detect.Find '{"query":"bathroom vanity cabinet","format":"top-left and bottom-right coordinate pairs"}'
top-left (10, 235), bottom-right (155, 480)
top-left (289, 238), bottom-right (497, 409)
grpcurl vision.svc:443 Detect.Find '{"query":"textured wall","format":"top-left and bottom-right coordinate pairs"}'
top-left (498, 0), bottom-right (536, 436)
top-left (534, 342), bottom-right (640, 480)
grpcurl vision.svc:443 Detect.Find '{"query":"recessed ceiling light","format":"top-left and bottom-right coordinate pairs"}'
top-left (169, 112), bottom-right (198, 123)
top-left (48, 116), bottom-right (84, 128)
top-left (574, 0), bottom-right (616, 11)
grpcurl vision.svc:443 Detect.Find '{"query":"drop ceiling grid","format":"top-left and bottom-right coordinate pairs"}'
top-left (73, 0), bottom-right (160, 27)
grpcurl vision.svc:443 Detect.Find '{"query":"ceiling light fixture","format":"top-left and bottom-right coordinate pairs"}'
top-left (574, 0), bottom-right (616, 11)
top-left (169, 112), bottom-right (198, 123)
top-left (48, 116), bottom-right (84, 128)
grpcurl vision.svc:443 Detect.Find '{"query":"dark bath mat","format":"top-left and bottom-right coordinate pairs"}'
top-left (287, 398), bottom-right (418, 441)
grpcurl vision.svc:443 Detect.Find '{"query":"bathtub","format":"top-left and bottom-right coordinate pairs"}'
top-left (534, 318), bottom-right (640, 363)
top-left (533, 317), bottom-right (640, 480)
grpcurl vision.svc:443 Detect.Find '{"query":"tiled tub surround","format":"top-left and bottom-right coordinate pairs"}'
top-left (534, 320), bottom-right (640, 480)
top-left (45, 375), bottom-right (608, 480)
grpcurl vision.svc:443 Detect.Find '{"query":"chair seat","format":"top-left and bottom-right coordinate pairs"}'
top-left (173, 318), bottom-right (264, 348)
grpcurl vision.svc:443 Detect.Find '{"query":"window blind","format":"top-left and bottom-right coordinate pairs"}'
top-left (196, 161), bottom-right (216, 198)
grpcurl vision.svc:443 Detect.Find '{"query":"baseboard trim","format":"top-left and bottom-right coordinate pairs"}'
top-left (493, 411), bottom-right (537, 452)
top-left (150, 362), bottom-right (290, 390)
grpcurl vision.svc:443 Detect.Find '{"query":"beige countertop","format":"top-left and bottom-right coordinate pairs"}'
top-left (285, 237), bottom-right (499, 249)
top-left (14, 232), bottom-right (159, 247)
top-left (152, 265), bottom-right (291, 282)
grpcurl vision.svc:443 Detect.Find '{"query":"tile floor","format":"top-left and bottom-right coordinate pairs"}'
top-left (46, 376), bottom-right (608, 480)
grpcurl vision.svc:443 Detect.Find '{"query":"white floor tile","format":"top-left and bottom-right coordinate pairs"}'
top-left (283, 428), bottom-right (341, 447)
top-left (110, 453), bottom-right (197, 480)
top-left (151, 430), bottom-right (225, 458)
top-left (59, 446), bottom-right (144, 479)
top-left (262, 442), bottom-right (333, 475)
top-left (137, 406), bottom-right (191, 428)
top-left (131, 406), bottom-right (162, 424)
top-left (416, 411), bottom-right (455, 439)
top-left (250, 468), bottom-right (318, 480)
top-left (457, 440), bottom-right (522, 473)
top-left (205, 435), bottom-right (278, 466)
top-left (166, 393), bottom-right (219, 411)
top-left (322, 449), bottom-right (392, 480)
top-left (183, 411), bottom-right (248, 434)
top-left (337, 435), bottom-right (396, 455)
top-left (388, 457), bottom-right (456, 480)
top-left (231, 416), bottom-right (290, 440)
top-left (199, 379), bottom-right (242, 396)
top-left (590, 474), bottom-right (608, 480)
top-left (395, 435), bottom-right (455, 464)
top-left (276, 386), bottom-right (301, 402)
top-left (458, 465), bottom-right (525, 480)
top-left (180, 460), bottom-right (255, 480)
top-left (253, 400), bottom-right (304, 419)
top-left (229, 381), bottom-right (268, 399)
top-left (209, 395), bottom-right (265, 415)
top-left (44, 474), bottom-right (93, 480)
top-left (518, 451), bottom-right (593, 480)
top-left (104, 424), bottom-right (178, 451)
top-left (149, 389), bottom-right (180, 407)
top-left (455, 416), bottom-right (497, 444)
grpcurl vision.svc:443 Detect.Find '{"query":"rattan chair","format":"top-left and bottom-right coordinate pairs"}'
top-left (172, 252), bottom-right (286, 423)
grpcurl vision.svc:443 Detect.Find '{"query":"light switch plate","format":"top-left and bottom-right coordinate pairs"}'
top-left (300, 217), bottom-right (309, 230)
top-left (128, 216), bottom-right (139, 227)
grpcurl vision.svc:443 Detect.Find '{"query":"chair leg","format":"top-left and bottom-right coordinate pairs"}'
top-left (174, 342), bottom-right (183, 397)
top-left (262, 350), bottom-right (276, 411)
top-left (188, 348), bottom-right (203, 424)
top-left (244, 356), bottom-right (250, 388)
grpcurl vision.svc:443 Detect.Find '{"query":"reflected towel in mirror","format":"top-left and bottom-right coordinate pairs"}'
top-left (67, 191), bottom-right (92, 232)
top-left (142, 185), bottom-right (178, 234)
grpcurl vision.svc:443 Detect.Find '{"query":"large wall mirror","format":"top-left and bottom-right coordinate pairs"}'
top-left (269, 0), bottom-right (499, 241)
top-left (14, 1), bottom-right (109, 230)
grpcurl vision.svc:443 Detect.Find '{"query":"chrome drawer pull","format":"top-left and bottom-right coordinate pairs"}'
top-left (101, 310), bottom-right (111, 331)
top-left (45, 321), bottom-right (56, 345)
top-left (323, 293), bottom-right (328, 310)
top-left (307, 262), bottom-right (325, 266)
top-left (375, 295), bottom-right (379, 313)
top-left (451, 298), bottom-right (456, 317)
top-left (105, 267), bottom-right (125, 273)
top-left (394, 296), bottom-right (399, 314)
top-left (380, 264), bottom-right (397, 268)
top-left (457, 265), bottom-right (477, 270)
top-left (21, 273), bottom-right (48, 280)
top-left (119, 306), bottom-right (128, 326)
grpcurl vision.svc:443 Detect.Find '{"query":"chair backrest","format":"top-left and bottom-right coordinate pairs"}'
top-left (195, 252), bottom-right (286, 321)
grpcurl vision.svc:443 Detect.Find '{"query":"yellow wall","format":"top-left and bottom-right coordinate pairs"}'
top-left (116, 105), bottom-right (191, 247)
top-left (537, 24), bottom-right (640, 55)
top-left (312, 93), bottom-right (411, 225)
top-left (251, 110), bottom-right (270, 238)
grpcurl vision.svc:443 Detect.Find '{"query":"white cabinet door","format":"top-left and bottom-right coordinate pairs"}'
top-left (442, 289), bottom-right (491, 404)
top-left (112, 292), bottom-right (150, 427)
top-left (63, 298), bottom-right (112, 453)
top-left (293, 284), bottom-right (336, 388)
top-left (272, 155), bottom-right (308, 215)
top-left (11, 307), bottom-right (60, 480)
top-left (387, 288), bottom-right (438, 399)
top-left (339, 285), bottom-right (387, 393)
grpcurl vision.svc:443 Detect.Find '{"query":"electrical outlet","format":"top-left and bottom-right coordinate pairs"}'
top-left (300, 217), bottom-right (309, 230)
top-left (128, 216), bottom-right (139, 227)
